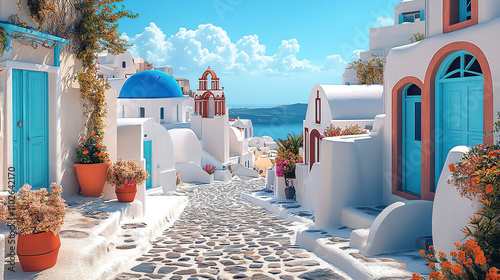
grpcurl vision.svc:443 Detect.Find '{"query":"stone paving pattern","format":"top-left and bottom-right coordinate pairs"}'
top-left (114, 178), bottom-right (349, 280)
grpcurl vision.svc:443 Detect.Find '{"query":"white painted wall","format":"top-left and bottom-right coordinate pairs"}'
top-left (168, 128), bottom-right (202, 165)
top-left (383, 18), bottom-right (500, 205)
top-left (432, 146), bottom-right (481, 257)
top-left (176, 162), bottom-right (213, 184)
top-left (315, 115), bottom-right (385, 229)
top-left (351, 200), bottom-right (433, 256)
top-left (369, 21), bottom-right (425, 51)
top-left (295, 163), bottom-right (318, 213)
top-left (201, 114), bottom-right (229, 164)
top-left (394, 0), bottom-right (426, 26)
top-left (118, 98), bottom-right (186, 124)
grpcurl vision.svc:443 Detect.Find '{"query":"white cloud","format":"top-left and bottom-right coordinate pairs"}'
top-left (125, 23), bottom-right (346, 76)
top-left (350, 49), bottom-right (365, 61)
top-left (373, 16), bottom-right (394, 27)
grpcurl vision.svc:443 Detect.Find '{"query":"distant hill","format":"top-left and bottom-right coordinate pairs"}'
top-left (229, 103), bottom-right (307, 125)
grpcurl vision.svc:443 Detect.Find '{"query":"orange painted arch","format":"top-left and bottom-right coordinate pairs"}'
top-left (392, 41), bottom-right (493, 201)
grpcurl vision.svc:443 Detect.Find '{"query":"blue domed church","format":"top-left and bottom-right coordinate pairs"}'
top-left (118, 70), bottom-right (191, 124)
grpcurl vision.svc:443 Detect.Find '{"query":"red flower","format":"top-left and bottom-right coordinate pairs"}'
top-left (91, 133), bottom-right (95, 136)
top-left (82, 150), bottom-right (89, 155)
top-left (81, 138), bottom-right (86, 142)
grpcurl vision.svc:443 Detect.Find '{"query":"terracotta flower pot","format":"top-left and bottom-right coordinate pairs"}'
top-left (115, 183), bottom-right (137, 202)
top-left (74, 162), bottom-right (109, 197)
top-left (17, 232), bottom-right (61, 272)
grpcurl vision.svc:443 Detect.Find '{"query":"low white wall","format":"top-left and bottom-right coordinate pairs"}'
top-left (315, 118), bottom-right (384, 228)
top-left (296, 163), bottom-right (319, 213)
top-left (176, 162), bottom-right (213, 184)
top-left (201, 150), bottom-right (224, 170)
top-left (351, 200), bottom-right (433, 256)
top-left (169, 128), bottom-right (202, 165)
top-left (232, 163), bottom-right (259, 178)
top-left (214, 170), bottom-right (232, 181)
top-left (265, 167), bottom-right (275, 189)
top-left (433, 146), bottom-right (481, 256)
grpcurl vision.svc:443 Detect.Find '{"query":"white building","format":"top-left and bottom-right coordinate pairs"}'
top-left (303, 85), bottom-right (383, 168)
top-left (97, 50), bottom-right (135, 79)
top-left (301, 0), bottom-right (500, 258)
top-left (343, 0), bottom-right (425, 85)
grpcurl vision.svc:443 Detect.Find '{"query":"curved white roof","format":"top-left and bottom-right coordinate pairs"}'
top-left (168, 128), bottom-right (202, 164)
top-left (319, 85), bottom-right (383, 120)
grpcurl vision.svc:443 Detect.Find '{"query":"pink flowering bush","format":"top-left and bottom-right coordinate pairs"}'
top-left (275, 150), bottom-right (303, 179)
top-left (0, 183), bottom-right (68, 235)
top-left (107, 159), bottom-right (150, 189)
top-left (322, 124), bottom-right (367, 138)
top-left (203, 164), bottom-right (216, 175)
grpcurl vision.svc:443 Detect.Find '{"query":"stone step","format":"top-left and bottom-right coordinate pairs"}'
top-left (341, 205), bottom-right (387, 229)
top-left (3, 194), bottom-right (187, 280)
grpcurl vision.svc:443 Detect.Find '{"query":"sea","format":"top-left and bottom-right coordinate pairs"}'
top-left (252, 123), bottom-right (303, 142)
top-left (228, 103), bottom-right (305, 142)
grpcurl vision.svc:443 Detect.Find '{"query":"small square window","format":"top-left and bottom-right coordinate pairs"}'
top-left (122, 61), bottom-right (126, 68)
top-left (139, 107), bottom-right (145, 118)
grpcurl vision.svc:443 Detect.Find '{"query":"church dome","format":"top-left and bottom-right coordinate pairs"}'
top-left (119, 70), bottom-right (183, 99)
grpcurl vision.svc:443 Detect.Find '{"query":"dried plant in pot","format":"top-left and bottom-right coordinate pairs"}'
top-left (107, 159), bottom-right (150, 202)
top-left (0, 183), bottom-right (68, 272)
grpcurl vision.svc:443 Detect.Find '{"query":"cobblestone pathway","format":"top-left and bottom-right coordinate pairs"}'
top-left (114, 178), bottom-right (350, 280)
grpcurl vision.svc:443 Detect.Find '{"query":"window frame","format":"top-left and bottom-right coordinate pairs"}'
top-left (443, 0), bottom-right (478, 34)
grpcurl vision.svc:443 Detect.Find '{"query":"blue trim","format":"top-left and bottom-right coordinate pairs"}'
top-left (420, 10), bottom-right (425, 21)
top-left (459, 0), bottom-right (472, 22)
top-left (399, 14), bottom-right (404, 24)
top-left (0, 23), bottom-right (69, 66)
top-left (402, 84), bottom-right (422, 195)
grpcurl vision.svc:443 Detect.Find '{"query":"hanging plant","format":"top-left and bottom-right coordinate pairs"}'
top-left (26, 0), bottom-right (56, 30)
top-left (74, 0), bottom-right (137, 139)
top-left (0, 27), bottom-right (7, 55)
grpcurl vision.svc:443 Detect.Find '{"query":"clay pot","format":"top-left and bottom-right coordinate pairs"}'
top-left (115, 183), bottom-right (137, 202)
top-left (17, 232), bottom-right (61, 272)
top-left (74, 162), bottom-right (109, 197)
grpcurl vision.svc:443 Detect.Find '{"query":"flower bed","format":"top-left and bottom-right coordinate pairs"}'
top-left (322, 124), bottom-right (367, 138)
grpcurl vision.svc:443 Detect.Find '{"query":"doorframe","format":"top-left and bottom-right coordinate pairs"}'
top-left (435, 51), bottom-right (484, 186)
top-left (422, 42), bottom-right (493, 201)
top-left (2, 61), bottom-right (61, 189)
top-left (392, 76), bottom-right (425, 200)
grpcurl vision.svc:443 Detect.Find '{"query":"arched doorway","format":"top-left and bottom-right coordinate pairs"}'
top-left (309, 129), bottom-right (321, 170)
top-left (402, 83), bottom-right (422, 195)
top-left (435, 50), bottom-right (483, 184)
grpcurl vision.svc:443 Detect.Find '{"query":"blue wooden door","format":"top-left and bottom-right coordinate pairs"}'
top-left (12, 69), bottom-right (49, 190)
top-left (403, 85), bottom-right (422, 195)
top-left (143, 140), bottom-right (152, 189)
top-left (436, 80), bottom-right (483, 182)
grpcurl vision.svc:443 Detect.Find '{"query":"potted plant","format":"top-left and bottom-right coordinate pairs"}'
top-left (107, 159), bottom-right (150, 202)
top-left (276, 150), bottom-right (302, 200)
top-left (0, 183), bottom-right (68, 272)
top-left (203, 164), bottom-right (216, 175)
top-left (74, 133), bottom-right (110, 197)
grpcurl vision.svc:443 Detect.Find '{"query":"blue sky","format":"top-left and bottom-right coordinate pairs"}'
top-left (117, 0), bottom-right (402, 107)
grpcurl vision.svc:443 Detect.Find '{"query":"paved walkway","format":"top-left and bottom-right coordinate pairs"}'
top-left (114, 178), bottom-right (350, 280)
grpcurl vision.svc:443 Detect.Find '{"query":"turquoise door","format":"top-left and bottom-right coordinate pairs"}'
top-left (435, 51), bottom-right (484, 184)
top-left (143, 140), bottom-right (152, 189)
top-left (436, 81), bottom-right (483, 183)
top-left (402, 84), bottom-right (422, 195)
top-left (12, 69), bottom-right (49, 190)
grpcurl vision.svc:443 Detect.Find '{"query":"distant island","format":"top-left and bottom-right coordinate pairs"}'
top-left (229, 103), bottom-right (307, 140)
